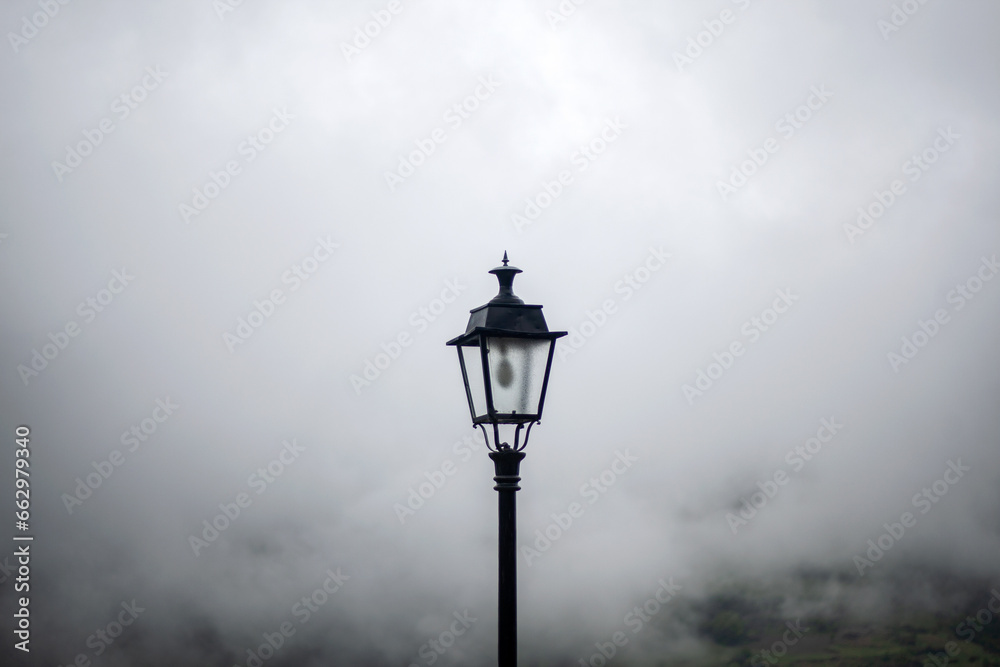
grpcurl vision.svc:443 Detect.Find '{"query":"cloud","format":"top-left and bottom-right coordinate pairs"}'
top-left (1, 0), bottom-right (999, 663)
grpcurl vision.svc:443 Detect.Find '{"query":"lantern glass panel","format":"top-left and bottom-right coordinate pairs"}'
top-left (460, 343), bottom-right (489, 421)
top-left (485, 337), bottom-right (551, 417)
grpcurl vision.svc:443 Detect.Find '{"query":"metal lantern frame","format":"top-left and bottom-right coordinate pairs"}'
top-left (446, 254), bottom-right (566, 453)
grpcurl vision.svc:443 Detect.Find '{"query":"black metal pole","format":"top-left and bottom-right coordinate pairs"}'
top-left (490, 447), bottom-right (524, 667)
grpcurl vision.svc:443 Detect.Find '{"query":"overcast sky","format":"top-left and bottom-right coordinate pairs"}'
top-left (1, 1), bottom-right (999, 665)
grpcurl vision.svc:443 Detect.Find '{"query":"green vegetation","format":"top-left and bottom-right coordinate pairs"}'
top-left (584, 570), bottom-right (1000, 666)
top-left (707, 610), bottom-right (747, 646)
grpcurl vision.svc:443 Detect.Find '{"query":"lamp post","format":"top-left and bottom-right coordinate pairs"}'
top-left (446, 253), bottom-right (566, 667)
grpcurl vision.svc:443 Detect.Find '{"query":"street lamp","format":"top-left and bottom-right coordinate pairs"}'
top-left (446, 252), bottom-right (566, 667)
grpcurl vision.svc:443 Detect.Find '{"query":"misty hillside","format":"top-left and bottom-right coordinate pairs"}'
top-left (577, 566), bottom-right (1000, 666)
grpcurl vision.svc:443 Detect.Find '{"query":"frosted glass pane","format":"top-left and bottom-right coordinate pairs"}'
top-left (460, 344), bottom-right (488, 420)
top-left (486, 337), bottom-right (550, 417)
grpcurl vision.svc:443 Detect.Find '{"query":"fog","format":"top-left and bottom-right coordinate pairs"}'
top-left (1, 1), bottom-right (999, 665)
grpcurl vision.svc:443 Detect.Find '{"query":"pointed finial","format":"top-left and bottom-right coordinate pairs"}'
top-left (488, 252), bottom-right (523, 305)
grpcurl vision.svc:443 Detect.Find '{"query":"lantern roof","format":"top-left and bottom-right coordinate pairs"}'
top-left (446, 253), bottom-right (566, 345)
